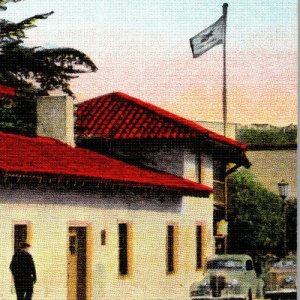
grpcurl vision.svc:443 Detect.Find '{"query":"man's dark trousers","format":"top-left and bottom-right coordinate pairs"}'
top-left (15, 280), bottom-right (33, 300)
top-left (15, 281), bottom-right (33, 300)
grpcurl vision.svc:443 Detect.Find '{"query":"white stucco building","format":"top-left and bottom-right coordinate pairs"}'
top-left (0, 92), bottom-right (249, 300)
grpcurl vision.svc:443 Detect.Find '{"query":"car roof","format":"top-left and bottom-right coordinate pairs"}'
top-left (207, 254), bottom-right (252, 262)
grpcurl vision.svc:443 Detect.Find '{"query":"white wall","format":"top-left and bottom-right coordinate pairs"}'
top-left (37, 96), bottom-right (75, 147)
top-left (183, 149), bottom-right (199, 182)
top-left (183, 149), bottom-right (214, 189)
top-left (200, 154), bottom-right (214, 188)
top-left (0, 186), bottom-right (213, 300)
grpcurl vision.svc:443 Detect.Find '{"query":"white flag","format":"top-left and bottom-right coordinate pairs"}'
top-left (190, 16), bottom-right (225, 58)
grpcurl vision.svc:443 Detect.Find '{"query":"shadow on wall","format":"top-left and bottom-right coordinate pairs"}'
top-left (0, 185), bottom-right (183, 213)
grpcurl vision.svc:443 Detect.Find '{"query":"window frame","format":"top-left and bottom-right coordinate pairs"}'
top-left (166, 222), bottom-right (179, 274)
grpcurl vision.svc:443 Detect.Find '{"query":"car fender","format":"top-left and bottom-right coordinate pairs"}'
top-left (255, 277), bottom-right (265, 299)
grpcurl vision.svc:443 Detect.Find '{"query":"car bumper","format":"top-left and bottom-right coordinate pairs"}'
top-left (191, 297), bottom-right (246, 300)
top-left (190, 296), bottom-right (246, 300)
top-left (265, 289), bottom-right (296, 298)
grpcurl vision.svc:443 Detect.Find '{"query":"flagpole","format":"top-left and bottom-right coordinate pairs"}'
top-left (222, 3), bottom-right (228, 136)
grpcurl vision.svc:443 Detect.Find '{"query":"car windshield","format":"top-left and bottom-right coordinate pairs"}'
top-left (272, 259), bottom-right (296, 268)
top-left (207, 259), bottom-right (244, 270)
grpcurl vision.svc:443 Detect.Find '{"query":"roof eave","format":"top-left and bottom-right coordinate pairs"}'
top-left (0, 171), bottom-right (212, 198)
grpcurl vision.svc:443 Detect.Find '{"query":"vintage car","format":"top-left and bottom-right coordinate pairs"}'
top-left (190, 254), bottom-right (264, 300)
top-left (264, 256), bottom-right (297, 300)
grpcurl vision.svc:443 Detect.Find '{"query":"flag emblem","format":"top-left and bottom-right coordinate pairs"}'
top-left (190, 16), bottom-right (225, 58)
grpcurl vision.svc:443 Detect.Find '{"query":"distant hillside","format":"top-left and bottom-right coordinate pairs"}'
top-left (197, 121), bottom-right (297, 147)
top-left (236, 124), bottom-right (297, 147)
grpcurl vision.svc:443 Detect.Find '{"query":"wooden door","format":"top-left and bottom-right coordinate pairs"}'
top-left (68, 227), bottom-right (87, 300)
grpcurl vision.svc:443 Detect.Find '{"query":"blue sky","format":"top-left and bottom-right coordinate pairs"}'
top-left (6, 0), bottom-right (297, 50)
top-left (3, 0), bottom-right (298, 125)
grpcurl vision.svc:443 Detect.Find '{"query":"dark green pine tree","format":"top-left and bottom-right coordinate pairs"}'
top-left (0, 0), bottom-right (97, 134)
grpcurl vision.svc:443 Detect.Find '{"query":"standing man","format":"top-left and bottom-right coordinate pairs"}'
top-left (10, 242), bottom-right (37, 300)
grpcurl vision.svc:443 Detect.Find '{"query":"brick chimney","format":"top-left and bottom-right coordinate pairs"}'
top-left (36, 96), bottom-right (75, 147)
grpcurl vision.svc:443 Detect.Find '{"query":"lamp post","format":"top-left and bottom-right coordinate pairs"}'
top-left (278, 179), bottom-right (289, 257)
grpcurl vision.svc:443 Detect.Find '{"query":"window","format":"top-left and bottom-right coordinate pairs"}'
top-left (196, 154), bottom-right (201, 183)
top-left (213, 159), bottom-right (226, 182)
top-left (207, 259), bottom-right (243, 270)
top-left (196, 225), bottom-right (203, 269)
top-left (14, 224), bottom-right (30, 253)
top-left (246, 260), bottom-right (254, 271)
top-left (167, 224), bottom-right (178, 274)
top-left (101, 229), bottom-right (106, 246)
top-left (196, 223), bottom-right (206, 270)
top-left (118, 223), bottom-right (132, 276)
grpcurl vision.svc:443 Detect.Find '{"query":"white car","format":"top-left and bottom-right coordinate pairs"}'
top-left (190, 254), bottom-right (264, 300)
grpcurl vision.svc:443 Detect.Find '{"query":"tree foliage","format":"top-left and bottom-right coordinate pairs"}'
top-left (228, 169), bottom-right (285, 257)
top-left (0, 0), bottom-right (97, 133)
top-left (0, 0), bottom-right (23, 11)
top-left (286, 198), bottom-right (297, 252)
top-left (237, 129), bottom-right (297, 146)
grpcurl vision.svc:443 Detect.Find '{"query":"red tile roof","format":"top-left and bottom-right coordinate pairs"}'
top-left (0, 131), bottom-right (212, 196)
top-left (76, 92), bottom-right (246, 150)
top-left (0, 84), bottom-right (15, 99)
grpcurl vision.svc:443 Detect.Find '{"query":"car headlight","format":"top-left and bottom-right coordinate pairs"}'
top-left (225, 278), bottom-right (241, 294)
top-left (226, 278), bottom-right (240, 288)
top-left (190, 279), bottom-right (210, 297)
top-left (284, 276), bottom-right (294, 284)
top-left (200, 278), bottom-right (210, 287)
